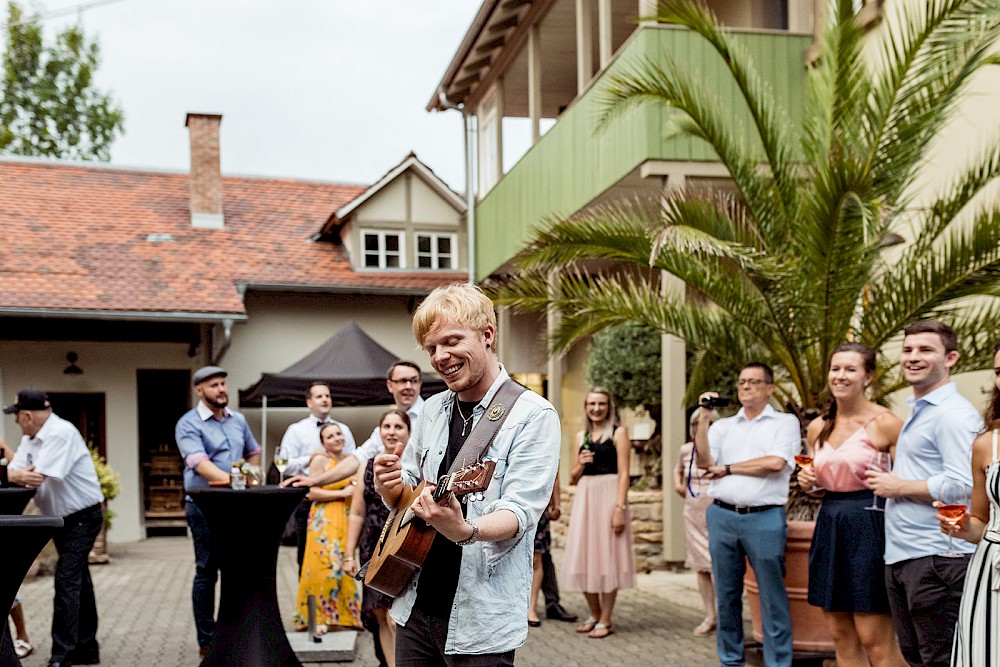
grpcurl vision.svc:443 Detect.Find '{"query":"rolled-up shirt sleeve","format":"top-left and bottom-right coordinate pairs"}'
top-left (768, 415), bottom-right (799, 468)
top-left (927, 411), bottom-right (978, 500)
top-left (176, 416), bottom-right (209, 470)
top-left (241, 419), bottom-right (261, 459)
top-left (481, 405), bottom-right (560, 566)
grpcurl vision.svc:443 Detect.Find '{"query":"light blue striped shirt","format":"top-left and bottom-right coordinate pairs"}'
top-left (884, 383), bottom-right (980, 564)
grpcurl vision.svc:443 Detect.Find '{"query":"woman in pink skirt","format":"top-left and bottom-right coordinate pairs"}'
top-left (562, 387), bottom-right (636, 639)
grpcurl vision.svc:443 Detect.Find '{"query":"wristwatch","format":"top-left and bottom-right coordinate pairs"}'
top-left (725, 464), bottom-right (732, 476)
top-left (455, 519), bottom-right (479, 546)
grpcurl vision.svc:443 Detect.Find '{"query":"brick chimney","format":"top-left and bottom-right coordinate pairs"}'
top-left (185, 112), bottom-right (224, 229)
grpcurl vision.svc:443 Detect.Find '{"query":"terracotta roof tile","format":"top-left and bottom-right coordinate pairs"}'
top-left (0, 160), bottom-right (465, 317)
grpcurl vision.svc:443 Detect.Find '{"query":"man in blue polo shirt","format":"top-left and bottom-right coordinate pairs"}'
top-left (175, 366), bottom-right (260, 659)
top-left (867, 321), bottom-right (979, 667)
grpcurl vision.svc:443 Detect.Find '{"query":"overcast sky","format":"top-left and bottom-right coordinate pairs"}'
top-left (15, 0), bottom-right (480, 190)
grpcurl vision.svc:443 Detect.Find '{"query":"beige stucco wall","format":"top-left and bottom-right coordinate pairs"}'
top-left (224, 291), bottom-right (438, 462)
top-left (0, 339), bottom-right (196, 543)
top-left (348, 171), bottom-right (466, 271)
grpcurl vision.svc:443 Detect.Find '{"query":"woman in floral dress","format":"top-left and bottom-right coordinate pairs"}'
top-left (293, 422), bottom-right (361, 632)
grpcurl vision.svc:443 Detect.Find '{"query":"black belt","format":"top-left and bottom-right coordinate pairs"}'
top-left (713, 500), bottom-right (781, 515)
top-left (63, 502), bottom-right (102, 522)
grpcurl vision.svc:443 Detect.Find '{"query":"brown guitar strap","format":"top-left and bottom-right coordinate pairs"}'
top-left (447, 378), bottom-right (527, 475)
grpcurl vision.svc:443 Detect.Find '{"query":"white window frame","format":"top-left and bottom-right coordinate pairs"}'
top-left (360, 230), bottom-right (405, 269)
top-left (416, 232), bottom-right (458, 270)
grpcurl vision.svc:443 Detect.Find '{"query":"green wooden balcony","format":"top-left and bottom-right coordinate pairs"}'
top-left (475, 25), bottom-right (811, 280)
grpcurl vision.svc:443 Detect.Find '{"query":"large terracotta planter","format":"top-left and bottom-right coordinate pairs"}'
top-left (744, 520), bottom-right (834, 652)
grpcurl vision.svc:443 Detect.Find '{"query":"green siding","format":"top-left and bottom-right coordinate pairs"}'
top-left (476, 26), bottom-right (811, 279)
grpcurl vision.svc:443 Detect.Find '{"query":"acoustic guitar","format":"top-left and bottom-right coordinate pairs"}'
top-left (363, 459), bottom-right (497, 596)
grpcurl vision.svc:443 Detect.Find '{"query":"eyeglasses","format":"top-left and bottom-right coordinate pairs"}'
top-left (736, 379), bottom-right (768, 387)
top-left (389, 378), bottom-right (421, 386)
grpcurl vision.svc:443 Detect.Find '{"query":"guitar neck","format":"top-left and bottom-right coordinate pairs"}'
top-left (431, 473), bottom-right (453, 503)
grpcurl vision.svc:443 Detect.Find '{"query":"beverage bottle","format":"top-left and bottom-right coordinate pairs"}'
top-left (0, 457), bottom-right (8, 488)
top-left (230, 463), bottom-right (245, 490)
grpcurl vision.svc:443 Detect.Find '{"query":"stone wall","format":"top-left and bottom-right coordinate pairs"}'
top-left (551, 486), bottom-right (666, 572)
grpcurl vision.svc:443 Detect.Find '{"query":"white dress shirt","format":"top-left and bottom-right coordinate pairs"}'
top-left (707, 404), bottom-right (798, 507)
top-left (278, 415), bottom-right (356, 477)
top-left (9, 413), bottom-right (104, 517)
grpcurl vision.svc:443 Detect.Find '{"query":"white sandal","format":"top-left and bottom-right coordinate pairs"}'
top-left (14, 639), bottom-right (33, 658)
top-left (576, 616), bottom-right (598, 633)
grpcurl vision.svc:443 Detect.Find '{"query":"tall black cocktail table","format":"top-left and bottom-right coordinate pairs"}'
top-left (0, 486), bottom-right (36, 515)
top-left (0, 515), bottom-right (64, 667)
top-left (188, 486), bottom-right (307, 667)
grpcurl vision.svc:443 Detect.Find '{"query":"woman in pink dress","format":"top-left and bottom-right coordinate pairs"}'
top-left (799, 343), bottom-right (907, 667)
top-left (673, 410), bottom-right (715, 637)
top-left (562, 387), bottom-right (636, 639)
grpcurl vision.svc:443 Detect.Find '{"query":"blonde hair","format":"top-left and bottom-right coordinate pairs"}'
top-left (585, 387), bottom-right (617, 442)
top-left (412, 283), bottom-right (498, 348)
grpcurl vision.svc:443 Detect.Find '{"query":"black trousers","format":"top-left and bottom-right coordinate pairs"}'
top-left (51, 503), bottom-right (103, 662)
top-left (396, 607), bottom-right (515, 667)
top-left (885, 554), bottom-right (971, 667)
top-left (541, 551), bottom-right (560, 610)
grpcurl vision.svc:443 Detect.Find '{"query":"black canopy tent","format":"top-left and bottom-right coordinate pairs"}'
top-left (239, 321), bottom-right (444, 468)
top-left (239, 320), bottom-right (444, 408)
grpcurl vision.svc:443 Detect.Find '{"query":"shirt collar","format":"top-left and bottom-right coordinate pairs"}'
top-left (733, 403), bottom-right (778, 423)
top-left (197, 401), bottom-right (231, 421)
top-left (906, 381), bottom-right (957, 408)
top-left (30, 413), bottom-right (55, 443)
top-left (436, 364), bottom-right (509, 416)
top-left (407, 396), bottom-right (424, 418)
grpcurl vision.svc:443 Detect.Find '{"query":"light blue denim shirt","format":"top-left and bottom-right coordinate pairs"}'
top-left (389, 366), bottom-right (561, 655)
top-left (884, 382), bottom-right (980, 564)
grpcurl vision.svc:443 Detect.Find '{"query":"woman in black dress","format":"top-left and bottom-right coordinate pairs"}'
top-left (344, 409), bottom-right (410, 667)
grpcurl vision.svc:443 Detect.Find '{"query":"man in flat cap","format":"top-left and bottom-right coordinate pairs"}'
top-left (5, 388), bottom-right (104, 667)
top-left (175, 366), bottom-right (261, 658)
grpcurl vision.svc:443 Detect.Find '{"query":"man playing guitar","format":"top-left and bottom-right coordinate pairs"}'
top-left (374, 283), bottom-right (561, 666)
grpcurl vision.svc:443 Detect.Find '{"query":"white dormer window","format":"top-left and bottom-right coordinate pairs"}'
top-left (362, 230), bottom-right (404, 268)
top-left (416, 233), bottom-right (457, 269)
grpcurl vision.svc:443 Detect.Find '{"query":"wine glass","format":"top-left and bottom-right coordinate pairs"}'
top-left (937, 480), bottom-right (969, 558)
top-left (795, 440), bottom-right (821, 492)
top-left (865, 451), bottom-right (891, 511)
top-left (274, 456), bottom-right (288, 484)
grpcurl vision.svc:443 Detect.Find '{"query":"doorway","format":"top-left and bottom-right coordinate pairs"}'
top-left (47, 393), bottom-right (106, 456)
top-left (137, 370), bottom-right (190, 534)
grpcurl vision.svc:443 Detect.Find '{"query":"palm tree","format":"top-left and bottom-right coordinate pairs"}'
top-left (491, 0), bottom-right (1000, 412)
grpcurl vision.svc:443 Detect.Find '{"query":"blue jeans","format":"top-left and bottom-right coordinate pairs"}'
top-left (185, 501), bottom-right (218, 648)
top-left (706, 502), bottom-right (792, 667)
top-left (51, 503), bottom-right (103, 661)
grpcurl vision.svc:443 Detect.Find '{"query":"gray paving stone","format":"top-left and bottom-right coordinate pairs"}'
top-left (16, 536), bottom-right (722, 666)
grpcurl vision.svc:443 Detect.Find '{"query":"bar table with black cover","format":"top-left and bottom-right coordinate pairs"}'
top-left (0, 515), bottom-right (64, 667)
top-left (187, 485), bottom-right (307, 667)
top-left (0, 486), bottom-right (36, 515)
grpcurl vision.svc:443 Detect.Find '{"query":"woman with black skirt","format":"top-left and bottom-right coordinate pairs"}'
top-left (799, 343), bottom-right (907, 667)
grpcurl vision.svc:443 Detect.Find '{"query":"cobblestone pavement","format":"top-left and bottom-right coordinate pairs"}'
top-left (16, 537), bottom-right (722, 666)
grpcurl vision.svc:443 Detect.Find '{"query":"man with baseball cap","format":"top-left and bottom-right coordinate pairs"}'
top-left (5, 388), bottom-right (104, 667)
top-left (175, 366), bottom-right (261, 658)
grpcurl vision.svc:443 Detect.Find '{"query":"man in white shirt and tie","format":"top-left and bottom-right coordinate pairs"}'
top-left (284, 361), bottom-right (423, 489)
top-left (277, 381), bottom-right (356, 573)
